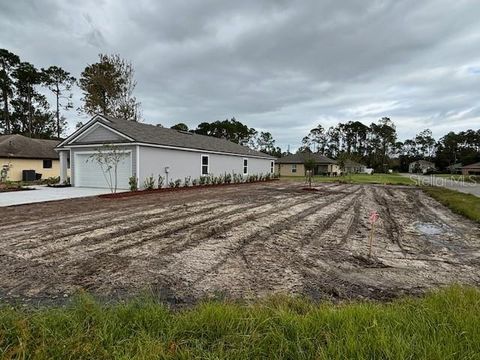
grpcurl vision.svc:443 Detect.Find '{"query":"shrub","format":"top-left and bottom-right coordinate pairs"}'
top-left (143, 175), bottom-right (155, 190)
top-left (225, 173), bottom-right (232, 184)
top-left (184, 176), bottom-right (191, 187)
top-left (174, 179), bottom-right (182, 188)
top-left (168, 180), bottom-right (175, 188)
top-left (199, 176), bottom-right (206, 185)
top-left (128, 176), bottom-right (138, 191)
top-left (157, 175), bottom-right (165, 189)
top-left (192, 178), bottom-right (199, 186)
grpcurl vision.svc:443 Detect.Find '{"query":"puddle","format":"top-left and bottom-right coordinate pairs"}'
top-left (414, 222), bottom-right (444, 236)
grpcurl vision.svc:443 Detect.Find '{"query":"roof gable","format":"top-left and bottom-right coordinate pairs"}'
top-left (71, 123), bottom-right (131, 144)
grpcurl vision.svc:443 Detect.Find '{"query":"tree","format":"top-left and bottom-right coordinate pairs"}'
top-left (79, 54), bottom-right (141, 120)
top-left (171, 123), bottom-right (189, 131)
top-left (0, 49), bottom-right (20, 134)
top-left (41, 66), bottom-right (76, 138)
top-left (11, 62), bottom-right (51, 137)
top-left (194, 118), bottom-right (257, 145)
top-left (88, 144), bottom-right (129, 193)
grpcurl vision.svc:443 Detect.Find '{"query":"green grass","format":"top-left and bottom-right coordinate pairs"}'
top-left (423, 186), bottom-right (480, 223)
top-left (281, 173), bottom-right (416, 186)
top-left (1, 286), bottom-right (480, 359)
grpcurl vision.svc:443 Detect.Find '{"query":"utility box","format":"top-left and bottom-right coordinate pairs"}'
top-left (22, 170), bottom-right (36, 182)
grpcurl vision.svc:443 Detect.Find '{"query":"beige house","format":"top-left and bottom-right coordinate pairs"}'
top-left (276, 152), bottom-right (339, 176)
top-left (0, 134), bottom-right (63, 182)
top-left (461, 162), bottom-right (480, 175)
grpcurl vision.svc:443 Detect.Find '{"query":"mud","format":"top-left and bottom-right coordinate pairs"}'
top-left (0, 181), bottom-right (479, 306)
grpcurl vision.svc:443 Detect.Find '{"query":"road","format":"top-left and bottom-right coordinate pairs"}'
top-left (402, 173), bottom-right (480, 197)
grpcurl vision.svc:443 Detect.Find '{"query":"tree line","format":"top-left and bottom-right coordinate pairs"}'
top-left (299, 118), bottom-right (480, 172)
top-left (0, 49), bottom-right (141, 138)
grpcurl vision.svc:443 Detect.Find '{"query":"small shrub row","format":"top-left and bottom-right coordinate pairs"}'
top-left (129, 172), bottom-right (278, 191)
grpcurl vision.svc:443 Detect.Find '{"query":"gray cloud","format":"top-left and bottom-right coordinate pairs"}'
top-left (1, 0), bottom-right (479, 150)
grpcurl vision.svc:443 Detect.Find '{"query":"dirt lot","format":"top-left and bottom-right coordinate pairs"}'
top-left (1, 181), bottom-right (479, 305)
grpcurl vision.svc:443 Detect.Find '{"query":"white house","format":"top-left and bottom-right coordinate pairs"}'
top-left (55, 115), bottom-right (276, 189)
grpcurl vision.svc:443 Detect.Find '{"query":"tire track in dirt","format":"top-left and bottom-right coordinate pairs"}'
top-left (167, 186), bottom-right (361, 293)
top-left (27, 196), bottom-right (286, 260)
top-left (370, 186), bottom-right (405, 253)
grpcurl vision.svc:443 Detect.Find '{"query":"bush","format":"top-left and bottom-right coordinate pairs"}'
top-left (157, 175), bottom-right (165, 189)
top-left (225, 173), bottom-right (232, 184)
top-left (184, 176), bottom-right (191, 187)
top-left (128, 176), bottom-right (138, 191)
top-left (174, 179), bottom-right (182, 188)
top-left (143, 175), bottom-right (155, 190)
top-left (192, 178), bottom-right (199, 186)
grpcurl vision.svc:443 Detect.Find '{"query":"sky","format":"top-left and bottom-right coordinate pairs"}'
top-left (1, 0), bottom-right (479, 151)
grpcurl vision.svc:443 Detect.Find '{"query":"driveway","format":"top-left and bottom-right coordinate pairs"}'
top-left (0, 186), bottom-right (122, 207)
top-left (402, 173), bottom-right (480, 197)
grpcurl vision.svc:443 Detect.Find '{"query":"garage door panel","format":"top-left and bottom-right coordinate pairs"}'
top-left (74, 153), bottom-right (131, 189)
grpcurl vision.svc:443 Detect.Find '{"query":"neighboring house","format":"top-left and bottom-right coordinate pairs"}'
top-left (446, 163), bottom-right (463, 174)
top-left (461, 162), bottom-right (480, 175)
top-left (0, 134), bottom-right (62, 181)
top-left (343, 159), bottom-right (366, 174)
top-left (276, 152), bottom-right (339, 176)
top-left (408, 160), bottom-right (436, 174)
top-left (55, 114), bottom-right (276, 189)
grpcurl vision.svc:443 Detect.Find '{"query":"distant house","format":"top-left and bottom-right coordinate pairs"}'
top-left (276, 152), bottom-right (339, 176)
top-left (408, 160), bottom-right (436, 174)
top-left (461, 162), bottom-right (480, 176)
top-left (343, 159), bottom-right (366, 174)
top-left (0, 134), bottom-right (63, 181)
top-left (446, 163), bottom-right (463, 174)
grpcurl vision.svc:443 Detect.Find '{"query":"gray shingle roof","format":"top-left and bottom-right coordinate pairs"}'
top-left (0, 134), bottom-right (59, 159)
top-left (276, 152), bottom-right (336, 164)
top-left (62, 115), bottom-right (275, 159)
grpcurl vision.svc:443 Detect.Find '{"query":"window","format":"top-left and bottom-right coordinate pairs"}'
top-left (243, 158), bottom-right (248, 175)
top-left (43, 159), bottom-right (52, 169)
top-left (291, 164), bottom-right (297, 173)
top-left (201, 155), bottom-right (209, 175)
top-left (270, 161), bottom-right (274, 174)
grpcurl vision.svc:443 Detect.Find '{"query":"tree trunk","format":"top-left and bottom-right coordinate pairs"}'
top-left (2, 88), bottom-right (9, 134)
top-left (56, 83), bottom-right (60, 139)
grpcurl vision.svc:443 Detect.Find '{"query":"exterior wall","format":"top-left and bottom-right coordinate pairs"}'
top-left (138, 146), bottom-right (273, 189)
top-left (73, 124), bottom-right (125, 143)
top-left (462, 167), bottom-right (480, 175)
top-left (69, 146), bottom-right (137, 186)
top-left (278, 163), bottom-right (305, 176)
top-left (278, 163), bottom-right (340, 177)
top-left (0, 157), bottom-right (64, 181)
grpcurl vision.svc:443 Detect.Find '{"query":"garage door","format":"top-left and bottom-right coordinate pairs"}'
top-left (74, 152), bottom-right (132, 189)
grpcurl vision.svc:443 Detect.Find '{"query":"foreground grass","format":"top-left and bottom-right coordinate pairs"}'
top-left (1, 287), bottom-right (480, 359)
top-left (281, 173), bottom-right (415, 186)
top-left (423, 186), bottom-right (480, 223)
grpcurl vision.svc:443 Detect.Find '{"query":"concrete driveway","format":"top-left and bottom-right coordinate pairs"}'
top-left (402, 173), bottom-right (480, 197)
top-left (0, 186), bottom-right (124, 207)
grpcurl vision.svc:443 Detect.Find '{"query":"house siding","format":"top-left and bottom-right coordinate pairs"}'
top-left (138, 146), bottom-right (272, 188)
top-left (70, 146), bottom-right (136, 186)
top-left (0, 158), bottom-right (67, 181)
top-left (73, 124), bottom-right (126, 143)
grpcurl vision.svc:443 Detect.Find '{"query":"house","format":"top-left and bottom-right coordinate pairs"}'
top-left (343, 159), bottom-right (367, 174)
top-left (446, 163), bottom-right (463, 174)
top-left (0, 134), bottom-right (62, 181)
top-left (276, 152), bottom-right (339, 176)
top-left (408, 160), bottom-right (436, 174)
top-left (55, 115), bottom-right (276, 189)
top-left (461, 162), bottom-right (480, 176)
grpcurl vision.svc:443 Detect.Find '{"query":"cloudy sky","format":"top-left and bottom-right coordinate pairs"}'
top-left (1, 0), bottom-right (479, 150)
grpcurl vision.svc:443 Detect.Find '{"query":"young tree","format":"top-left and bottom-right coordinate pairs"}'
top-left (41, 66), bottom-right (76, 138)
top-left (78, 54), bottom-right (141, 121)
top-left (88, 144), bottom-right (129, 193)
top-left (0, 49), bottom-right (20, 134)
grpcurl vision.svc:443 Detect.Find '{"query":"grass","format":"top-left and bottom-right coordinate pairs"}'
top-left (423, 186), bottom-right (480, 223)
top-left (281, 173), bottom-right (416, 186)
top-left (1, 286), bottom-right (480, 359)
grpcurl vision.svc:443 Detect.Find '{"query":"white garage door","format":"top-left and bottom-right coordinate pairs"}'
top-left (74, 152), bottom-right (132, 189)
